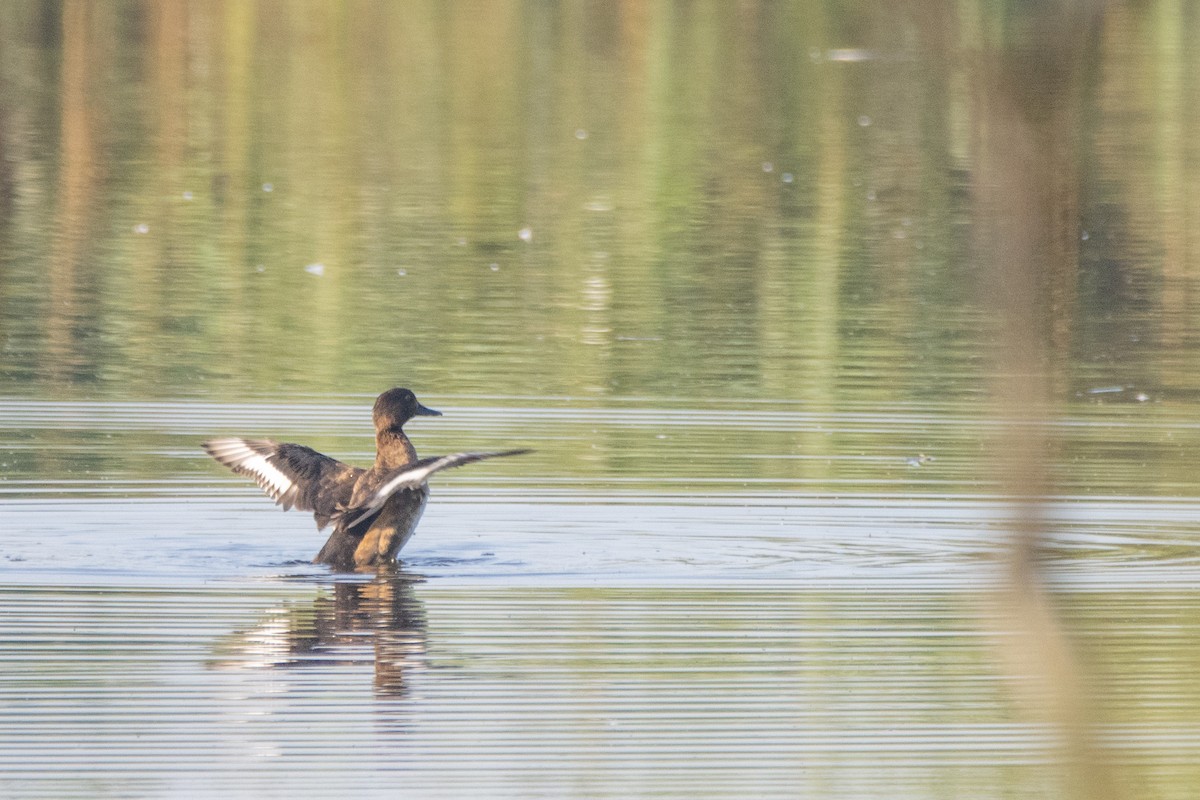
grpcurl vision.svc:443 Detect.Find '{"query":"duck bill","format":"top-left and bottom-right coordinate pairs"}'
top-left (415, 403), bottom-right (442, 417)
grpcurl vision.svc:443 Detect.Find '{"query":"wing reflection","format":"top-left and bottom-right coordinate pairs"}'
top-left (211, 567), bottom-right (428, 697)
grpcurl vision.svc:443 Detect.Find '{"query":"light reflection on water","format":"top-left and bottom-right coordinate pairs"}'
top-left (1, 399), bottom-right (1200, 798)
top-left (4, 578), bottom-right (1200, 799)
top-left (0, 579), bottom-right (1027, 797)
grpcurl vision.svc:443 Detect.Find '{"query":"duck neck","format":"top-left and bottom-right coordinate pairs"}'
top-left (375, 427), bottom-right (417, 470)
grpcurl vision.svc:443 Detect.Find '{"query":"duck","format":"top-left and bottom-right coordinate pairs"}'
top-left (203, 387), bottom-right (529, 571)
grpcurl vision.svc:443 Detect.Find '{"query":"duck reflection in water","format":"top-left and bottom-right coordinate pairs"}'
top-left (211, 567), bottom-right (427, 698)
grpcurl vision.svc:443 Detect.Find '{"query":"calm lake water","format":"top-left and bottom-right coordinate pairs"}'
top-left (3, 2), bottom-right (1200, 798)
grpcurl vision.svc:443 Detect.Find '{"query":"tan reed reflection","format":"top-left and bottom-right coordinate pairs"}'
top-left (971, 3), bottom-right (1121, 799)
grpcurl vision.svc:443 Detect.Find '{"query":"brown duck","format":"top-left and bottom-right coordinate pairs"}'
top-left (203, 387), bottom-right (528, 571)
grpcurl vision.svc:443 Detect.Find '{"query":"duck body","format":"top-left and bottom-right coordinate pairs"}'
top-left (203, 388), bottom-right (528, 571)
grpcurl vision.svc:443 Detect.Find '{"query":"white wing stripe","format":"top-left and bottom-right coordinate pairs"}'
top-left (205, 437), bottom-right (296, 503)
top-left (344, 451), bottom-right (524, 528)
top-left (374, 455), bottom-right (462, 501)
top-left (344, 457), bottom-right (454, 527)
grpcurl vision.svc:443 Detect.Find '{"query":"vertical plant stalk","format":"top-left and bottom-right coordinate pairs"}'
top-left (972, 3), bottom-right (1118, 798)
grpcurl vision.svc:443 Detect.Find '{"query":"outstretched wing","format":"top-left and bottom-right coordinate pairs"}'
top-left (335, 449), bottom-right (531, 528)
top-left (203, 437), bottom-right (363, 528)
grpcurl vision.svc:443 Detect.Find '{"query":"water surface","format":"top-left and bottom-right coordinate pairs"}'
top-left (3, 2), bottom-right (1200, 798)
top-left (4, 397), bottom-right (1200, 798)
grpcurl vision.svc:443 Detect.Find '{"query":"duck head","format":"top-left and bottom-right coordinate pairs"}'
top-left (373, 387), bottom-right (441, 432)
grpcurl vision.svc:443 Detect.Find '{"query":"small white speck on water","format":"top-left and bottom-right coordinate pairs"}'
top-left (305, 262), bottom-right (325, 276)
top-left (133, 223), bottom-right (149, 234)
top-left (182, 191), bottom-right (193, 201)
top-left (489, 263), bottom-right (500, 272)
top-left (762, 162), bottom-right (774, 173)
top-left (574, 128), bottom-right (588, 140)
top-left (781, 173), bottom-right (794, 183)
top-left (858, 115), bottom-right (872, 127)
top-left (518, 227), bottom-right (533, 242)
top-left (1081, 230), bottom-right (1090, 241)
top-left (255, 264), bottom-right (265, 273)
top-left (396, 269), bottom-right (407, 277)
top-left (262, 182), bottom-right (274, 192)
